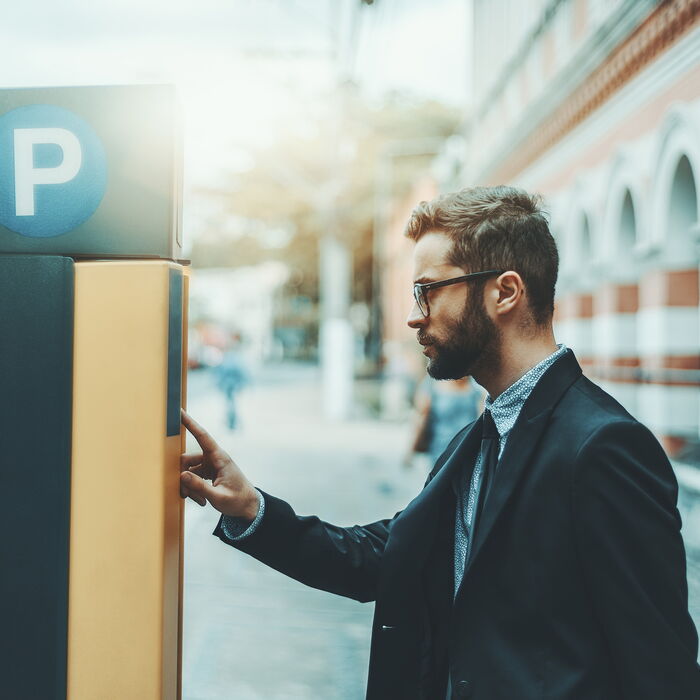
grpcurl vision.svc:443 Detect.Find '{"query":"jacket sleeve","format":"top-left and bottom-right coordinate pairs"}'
top-left (572, 420), bottom-right (700, 698)
top-left (213, 490), bottom-right (400, 603)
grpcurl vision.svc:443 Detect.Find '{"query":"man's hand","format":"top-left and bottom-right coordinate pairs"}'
top-left (179, 409), bottom-right (259, 519)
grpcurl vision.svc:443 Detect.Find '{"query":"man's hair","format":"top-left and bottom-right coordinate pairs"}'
top-left (404, 185), bottom-right (558, 326)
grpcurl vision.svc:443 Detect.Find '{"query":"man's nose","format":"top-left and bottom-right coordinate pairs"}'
top-left (406, 300), bottom-right (426, 329)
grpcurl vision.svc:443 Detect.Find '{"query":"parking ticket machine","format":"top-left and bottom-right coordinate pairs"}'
top-left (0, 86), bottom-right (187, 700)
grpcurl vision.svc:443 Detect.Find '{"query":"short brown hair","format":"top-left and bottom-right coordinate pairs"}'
top-left (405, 185), bottom-right (558, 326)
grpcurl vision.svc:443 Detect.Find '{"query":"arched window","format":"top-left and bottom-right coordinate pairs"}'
top-left (581, 214), bottom-right (591, 257)
top-left (560, 207), bottom-right (596, 291)
top-left (666, 155), bottom-right (698, 263)
top-left (576, 212), bottom-right (594, 288)
top-left (613, 190), bottom-right (637, 279)
top-left (619, 191), bottom-right (636, 253)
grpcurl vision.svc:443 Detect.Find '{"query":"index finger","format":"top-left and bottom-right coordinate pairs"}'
top-left (180, 409), bottom-right (219, 452)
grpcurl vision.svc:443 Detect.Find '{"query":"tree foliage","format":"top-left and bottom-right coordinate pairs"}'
top-left (190, 90), bottom-right (460, 305)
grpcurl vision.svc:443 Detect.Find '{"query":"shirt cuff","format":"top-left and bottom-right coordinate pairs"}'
top-left (220, 489), bottom-right (265, 541)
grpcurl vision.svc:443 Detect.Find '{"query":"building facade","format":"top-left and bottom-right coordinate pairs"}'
top-left (464, 0), bottom-right (700, 461)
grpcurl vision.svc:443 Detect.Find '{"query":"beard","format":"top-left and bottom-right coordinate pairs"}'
top-left (419, 296), bottom-right (500, 380)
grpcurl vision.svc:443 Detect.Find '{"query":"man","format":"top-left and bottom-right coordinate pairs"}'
top-left (180, 186), bottom-right (700, 699)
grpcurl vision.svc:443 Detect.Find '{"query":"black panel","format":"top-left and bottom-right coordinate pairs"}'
top-left (0, 255), bottom-right (73, 700)
top-left (166, 267), bottom-right (183, 436)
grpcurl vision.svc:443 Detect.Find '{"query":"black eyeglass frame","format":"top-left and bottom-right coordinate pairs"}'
top-left (413, 269), bottom-right (505, 318)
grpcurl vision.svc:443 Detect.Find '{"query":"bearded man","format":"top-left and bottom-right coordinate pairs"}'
top-left (180, 186), bottom-right (700, 699)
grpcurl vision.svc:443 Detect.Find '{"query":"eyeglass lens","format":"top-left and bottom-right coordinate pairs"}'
top-left (415, 287), bottom-right (428, 317)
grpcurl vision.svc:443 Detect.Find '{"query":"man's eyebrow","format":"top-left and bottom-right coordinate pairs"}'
top-left (414, 276), bottom-right (434, 284)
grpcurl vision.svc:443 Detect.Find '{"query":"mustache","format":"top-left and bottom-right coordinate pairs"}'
top-left (417, 331), bottom-right (435, 345)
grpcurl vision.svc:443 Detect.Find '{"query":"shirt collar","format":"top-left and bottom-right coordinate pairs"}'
top-left (484, 344), bottom-right (567, 439)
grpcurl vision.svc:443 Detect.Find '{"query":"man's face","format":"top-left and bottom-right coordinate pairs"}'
top-left (407, 231), bottom-right (500, 380)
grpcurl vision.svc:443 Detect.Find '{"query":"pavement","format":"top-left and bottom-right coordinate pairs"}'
top-left (181, 363), bottom-right (700, 700)
top-left (182, 365), bottom-right (426, 700)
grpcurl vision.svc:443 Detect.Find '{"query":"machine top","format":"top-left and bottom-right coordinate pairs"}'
top-left (0, 84), bottom-right (182, 260)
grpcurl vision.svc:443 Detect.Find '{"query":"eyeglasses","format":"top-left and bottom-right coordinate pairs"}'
top-left (413, 270), bottom-right (505, 318)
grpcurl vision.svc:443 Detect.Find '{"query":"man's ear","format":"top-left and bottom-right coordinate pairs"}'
top-left (492, 271), bottom-right (525, 316)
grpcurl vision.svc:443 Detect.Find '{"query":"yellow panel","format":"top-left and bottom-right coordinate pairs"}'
top-left (68, 261), bottom-right (184, 700)
top-left (176, 267), bottom-right (190, 700)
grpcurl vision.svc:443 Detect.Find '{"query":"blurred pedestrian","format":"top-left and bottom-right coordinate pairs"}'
top-left (405, 376), bottom-right (482, 469)
top-left (215, 333), bottom-right (249, 430)
top-left (180, 186), bottom-right (700, 700)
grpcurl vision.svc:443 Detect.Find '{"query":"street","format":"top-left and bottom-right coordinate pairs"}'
top-left (182, 364), bottom-right (700, 700)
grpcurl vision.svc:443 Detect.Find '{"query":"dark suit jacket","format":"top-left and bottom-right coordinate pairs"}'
top-left (214, 350), bottom-right (700, 699)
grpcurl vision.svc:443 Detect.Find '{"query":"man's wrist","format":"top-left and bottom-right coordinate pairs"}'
top-left (220, 489), bottom-right (265, 541)
top-left (238, 486), bottom-right (261, 521)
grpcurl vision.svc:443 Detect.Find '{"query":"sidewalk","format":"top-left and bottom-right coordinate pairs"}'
top-left (182, 365), bottom-right (426, 700)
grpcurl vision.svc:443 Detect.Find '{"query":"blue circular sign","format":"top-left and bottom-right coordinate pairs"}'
top-left (0, 105), bottom-right (107, 238)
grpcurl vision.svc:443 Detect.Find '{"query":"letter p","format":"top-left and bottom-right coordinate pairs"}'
top-left (14, 128), bottom-right (82, 216)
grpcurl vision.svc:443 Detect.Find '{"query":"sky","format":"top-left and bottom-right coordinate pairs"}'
top-left (0, 0), bottom-right (471, 210)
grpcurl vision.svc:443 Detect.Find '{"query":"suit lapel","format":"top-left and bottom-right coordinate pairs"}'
top-left (460, 349), bottom-right (583, 583)
top-left (424, 416), bottom-right (483, 497)
top-left (384, 418), bottom-right (482, 571)
top-left (378, 418), bottom-right (482, 622)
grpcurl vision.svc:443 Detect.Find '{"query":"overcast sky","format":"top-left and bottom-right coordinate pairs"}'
top-left (0, 0), bottom-right (471, 189)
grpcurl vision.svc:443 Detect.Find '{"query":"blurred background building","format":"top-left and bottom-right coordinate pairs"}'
top-left (464, 0), bottom-right (700, 465)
